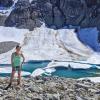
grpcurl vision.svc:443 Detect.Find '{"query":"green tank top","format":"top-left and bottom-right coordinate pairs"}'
top-left (13, 53), bottom-right (21, 67)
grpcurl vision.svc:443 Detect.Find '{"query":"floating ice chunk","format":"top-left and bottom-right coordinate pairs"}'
top-left (46, 61), bottom-right (69, 68)
top-left (45, 68), bottom-right (56, 73)
top-left (31, 68), bottom-right (45, 77)
top-left (69, 62), bottom-right (91, 69)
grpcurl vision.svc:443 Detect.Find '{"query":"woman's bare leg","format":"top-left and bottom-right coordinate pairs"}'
top-left (5, 68), bottom-right (15, 90)
top-left (17, 68), bottom-right (21, 85)
top-left (10, 69), bottom-right (15, 84)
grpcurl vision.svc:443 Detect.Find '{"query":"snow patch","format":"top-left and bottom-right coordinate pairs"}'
top-left (0, 0), bottom-right (18, 16)
top-left (79, 77), bottom-right (100, 83)
top-left (0, 26), bottom-right (29, 43)
top-left (0, 67), bottom-right (31, 77)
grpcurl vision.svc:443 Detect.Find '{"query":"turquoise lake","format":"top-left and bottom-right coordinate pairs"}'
top-left (0, 60), bottom-right (100, 79)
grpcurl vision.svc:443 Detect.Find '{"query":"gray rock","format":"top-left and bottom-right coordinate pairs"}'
top-left (76, 96), bottom-right (83, 100)
top-left (1, 0), bottom-right (100, 42)
top-left (53, 7), bottom-right (65, 28)
top-left (75, 83), bottom-right (91, 90)
top-left (5, 0), bottom-right (42, 31)
top-left (0, 41), bottom-right (18, 54)
top-left (0, 0), bottom-right (13, 7)
top-left (0, 16), bottom-right (7, 26)
top-left (46, 93), bottom-right (60, 100)
top-left (29, 85), bottom-right (43, 93)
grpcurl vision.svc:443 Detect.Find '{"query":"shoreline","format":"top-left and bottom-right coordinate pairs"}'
top-left (0, 76), bottom-right (100, 100)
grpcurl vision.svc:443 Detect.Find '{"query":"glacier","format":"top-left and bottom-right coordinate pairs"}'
top-left (0, 24), bottom-right (100, 82)
top-left (0, 24), bottom-right (97, 64)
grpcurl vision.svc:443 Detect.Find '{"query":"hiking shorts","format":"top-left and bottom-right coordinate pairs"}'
top-left (12, 66), bottom-right (21, 71)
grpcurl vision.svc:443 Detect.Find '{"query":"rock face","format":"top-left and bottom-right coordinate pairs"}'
top-left (0, 0), bottom-right (13, 8)
top-left (5, 0), bottom-right (42, 31)
top-left (0, 76), bottom-right (100, 100)
top-left (0, 16), bottom-right (7, 26)
top-left (0, 41), bottom-right (18, 54)
top-left (4, 0), bottom-right (100, 29)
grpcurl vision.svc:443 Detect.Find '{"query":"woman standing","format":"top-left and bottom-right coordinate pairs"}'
top-left (5, 45), bottom-right (25, 89)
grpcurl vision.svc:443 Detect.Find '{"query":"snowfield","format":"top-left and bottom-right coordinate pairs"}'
top-left (0, 67), bottom-right (31, 77)
top-left (0, 24), bottom-right (100, 64)
top-left (0, 24), bottom-right (100, 82)
top-left (0, 26), bottom-right (29, 43)
top-left (79, 77), bottom-right (100, 83)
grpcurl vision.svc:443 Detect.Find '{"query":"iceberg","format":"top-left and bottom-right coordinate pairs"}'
top-left (31, 68), bottom-right (45, 77)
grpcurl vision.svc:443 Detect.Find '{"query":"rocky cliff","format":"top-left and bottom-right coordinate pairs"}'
top-left (0, 0), bottom-right (13, 8)
top-left (1, 0), bottom-right (100, 37)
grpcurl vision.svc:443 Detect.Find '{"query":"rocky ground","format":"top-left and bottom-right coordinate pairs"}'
top-left (0, 76), bottom-right (100, 100)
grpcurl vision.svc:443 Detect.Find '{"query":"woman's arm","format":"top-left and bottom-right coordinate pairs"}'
top-left (21, 53), bottom-right (25, 64)
top-left (11, 53), bottom-right (14, 67)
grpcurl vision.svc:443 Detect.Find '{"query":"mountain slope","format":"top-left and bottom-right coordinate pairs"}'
top-left (0, 0), bottom-right (100, 30)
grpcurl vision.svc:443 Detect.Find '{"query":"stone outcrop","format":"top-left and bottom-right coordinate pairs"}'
top-left (4, 0), bottom-right (100, 29)
top-left (0, 0), bottom-right (13, 8)
top-left (5, 0), bottom-right (42, 31)
top-left (0, 41), bottom-right (18, 54)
